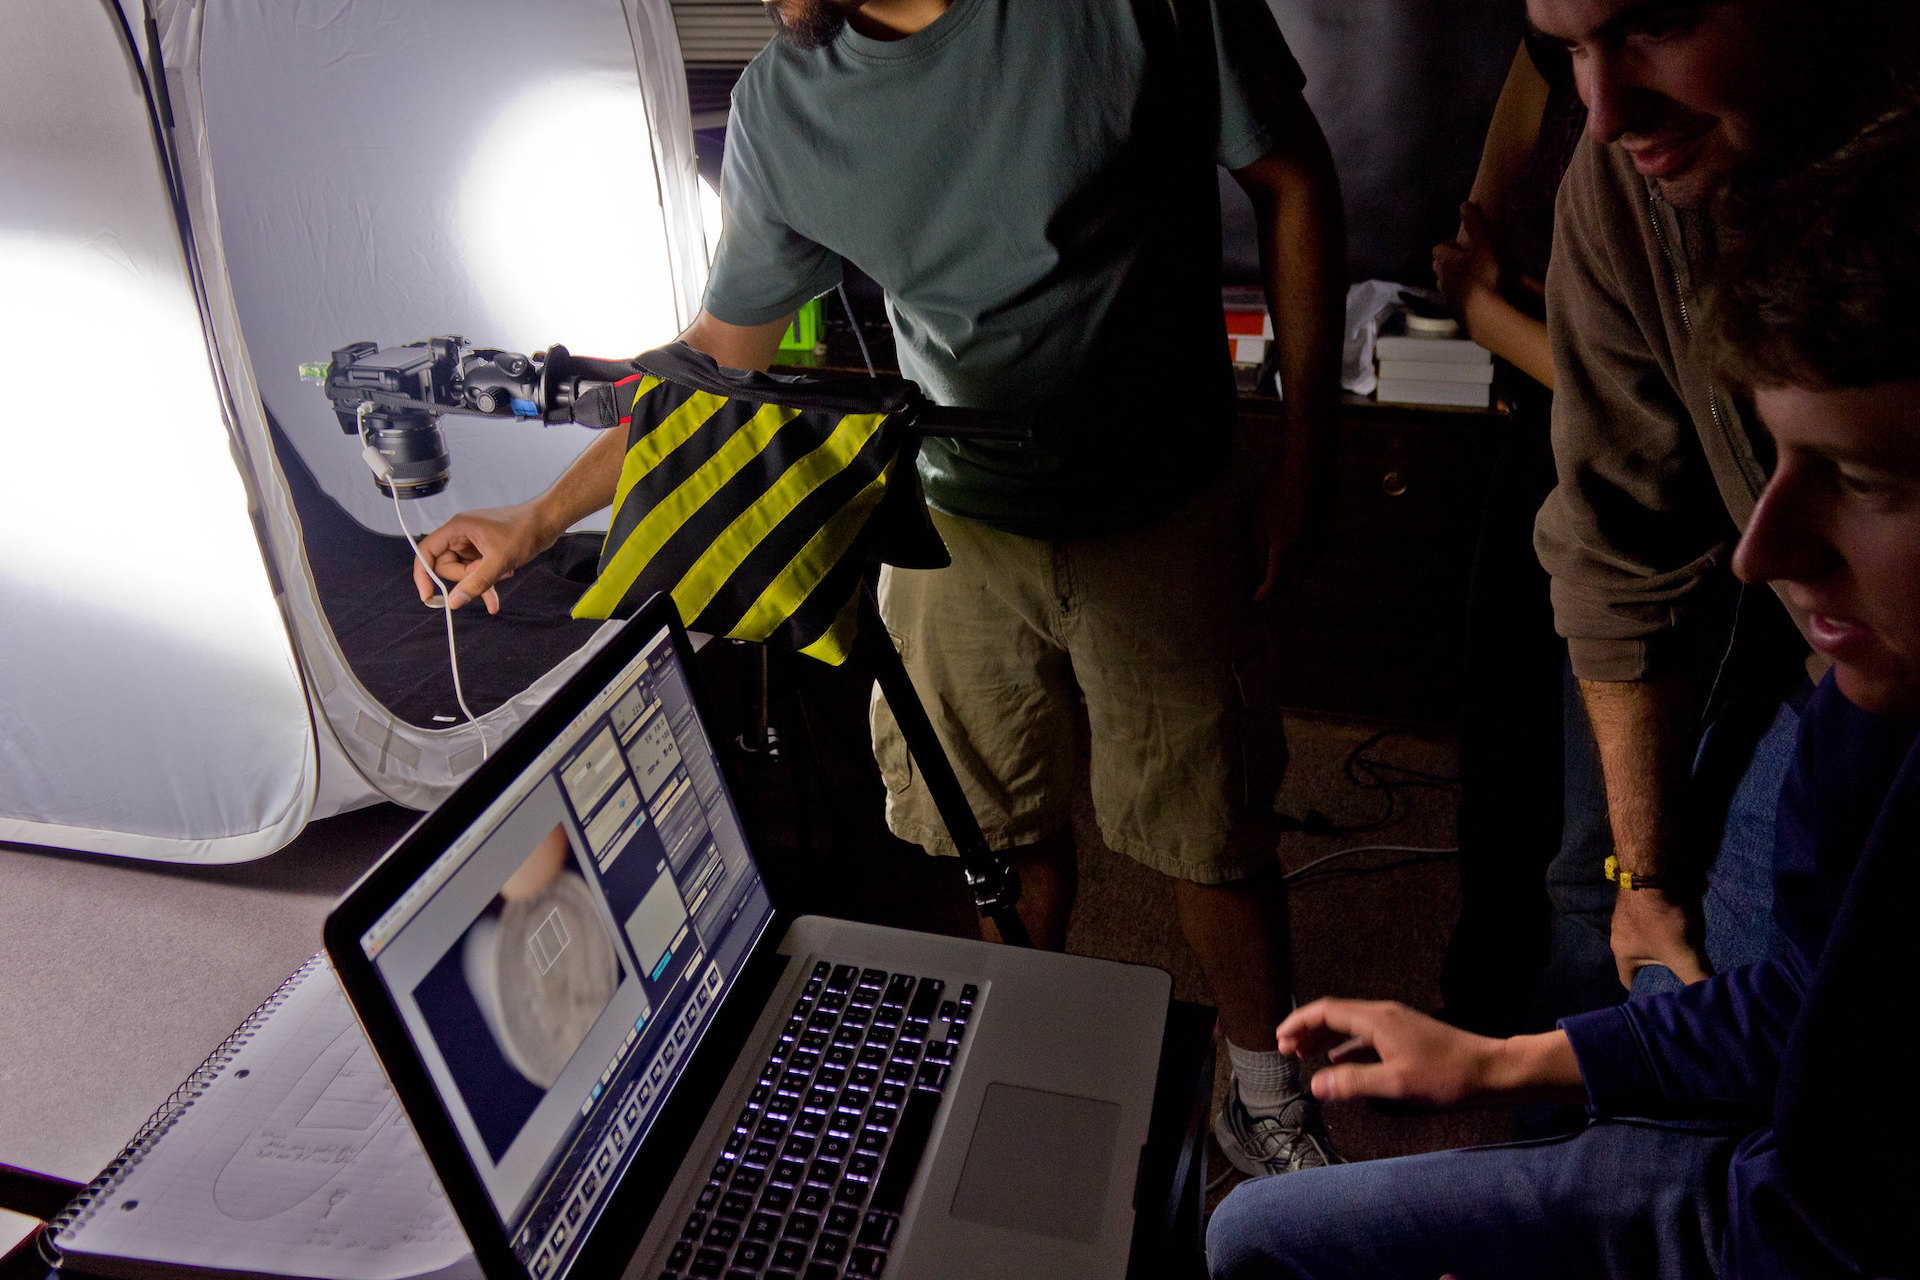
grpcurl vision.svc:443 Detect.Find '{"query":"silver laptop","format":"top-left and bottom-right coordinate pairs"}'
top-left (325, 594), bottom-right (1171, 1280)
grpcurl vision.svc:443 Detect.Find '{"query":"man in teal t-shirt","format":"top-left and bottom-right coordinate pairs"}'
top-left (416, 0), bottom-right (1345, 1176)
top-left (711, 0), bottom-right (1295, 539)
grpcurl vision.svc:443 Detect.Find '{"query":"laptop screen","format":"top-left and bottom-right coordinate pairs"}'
top-left (355, 622), bottom-right (776, 1279)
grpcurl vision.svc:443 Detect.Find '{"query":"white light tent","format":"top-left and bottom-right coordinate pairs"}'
top-left (0, 0), bottom-right (709, 863)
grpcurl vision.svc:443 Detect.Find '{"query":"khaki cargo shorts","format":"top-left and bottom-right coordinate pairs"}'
top-left (869, 473), bottom-right (1286, 885)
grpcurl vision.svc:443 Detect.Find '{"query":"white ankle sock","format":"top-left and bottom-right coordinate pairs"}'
top-left (1226, 1041), bottom-right (1302, 1113)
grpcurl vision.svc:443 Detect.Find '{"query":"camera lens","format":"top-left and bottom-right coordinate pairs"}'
top-left (362, 411), bottom-right (450, 498)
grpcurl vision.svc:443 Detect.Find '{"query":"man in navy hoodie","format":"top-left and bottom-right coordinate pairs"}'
top-left (1207, 108), bottom-right (1920, 1279)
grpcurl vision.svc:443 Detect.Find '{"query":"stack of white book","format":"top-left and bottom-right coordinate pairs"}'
top-left (1375, 332), bottom-right (1494, 408)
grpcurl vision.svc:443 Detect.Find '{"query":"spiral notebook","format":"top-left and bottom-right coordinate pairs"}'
top-left (48, 954), bottom-right (480, 1280)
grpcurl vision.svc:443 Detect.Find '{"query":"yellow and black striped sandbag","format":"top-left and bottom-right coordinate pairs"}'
top-left (570, 343), bottom-right (946, 664)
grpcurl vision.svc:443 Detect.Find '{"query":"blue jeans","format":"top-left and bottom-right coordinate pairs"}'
top-left (1534, 664), bottom-right (1802, 1019)
top-left (1206, 1119), bottom-right (1742, 1280)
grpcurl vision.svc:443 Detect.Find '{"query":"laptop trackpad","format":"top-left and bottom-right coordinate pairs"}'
top-left (949, 1084), bottom-right (1121, 1243)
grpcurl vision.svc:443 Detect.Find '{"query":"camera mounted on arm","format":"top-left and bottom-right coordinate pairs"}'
top-left (307, 335), bottom-right (1029, 499)
top-left (304, 333), bottom-right (1037, 943)
top-left (308, 337), bottom-right (639, 499)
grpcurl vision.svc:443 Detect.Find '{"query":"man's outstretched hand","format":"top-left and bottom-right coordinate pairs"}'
top-left (1275, 999), bottom-right (1585, 1109)
top-left (411, 501), bottom-right (558, 614)
top-left (1276, 999), bottom-right (1503, 1107)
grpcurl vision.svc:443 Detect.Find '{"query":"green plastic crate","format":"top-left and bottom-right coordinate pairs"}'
top-left (779, 297), bottom-right (823, 353)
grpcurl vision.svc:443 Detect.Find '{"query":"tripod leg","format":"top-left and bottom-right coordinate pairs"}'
top-left (855, 582), bottom-right (1031, 947)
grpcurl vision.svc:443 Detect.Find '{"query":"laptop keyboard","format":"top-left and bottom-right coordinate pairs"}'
top-left (659, 961), bottom-right (972, 1280)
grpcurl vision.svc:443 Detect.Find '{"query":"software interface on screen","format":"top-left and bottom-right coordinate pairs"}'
top-left (359, 626), bottom-right (775, 1278)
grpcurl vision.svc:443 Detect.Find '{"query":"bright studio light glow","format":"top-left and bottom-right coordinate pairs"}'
top-left (0, 234), bottom-right (289, 667)
top-left (458, 81), bottom-right (683, 354)
top-left (700, 175), bottom-right (723, 266)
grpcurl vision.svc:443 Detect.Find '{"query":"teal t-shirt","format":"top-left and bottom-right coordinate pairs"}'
top-left (703, 0), bottom-right (1304, 538)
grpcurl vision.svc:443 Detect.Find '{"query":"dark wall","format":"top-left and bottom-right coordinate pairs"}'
top-left (1223, 0), bottom-right (1526, 286)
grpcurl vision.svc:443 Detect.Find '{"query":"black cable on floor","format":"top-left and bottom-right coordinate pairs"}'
top-left (1277, 730), bottom-right (1460, 837)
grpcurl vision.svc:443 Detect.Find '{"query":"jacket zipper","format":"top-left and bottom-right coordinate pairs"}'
top-left (1648, 187), bottom-right (1691, 335)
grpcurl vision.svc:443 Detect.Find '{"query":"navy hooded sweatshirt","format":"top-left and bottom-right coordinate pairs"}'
top-left (1562, 674), bottom-right (1920, 1277)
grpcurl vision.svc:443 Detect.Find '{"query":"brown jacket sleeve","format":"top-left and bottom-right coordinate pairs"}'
top-left (1534, 138), bottom-right (1742, 683)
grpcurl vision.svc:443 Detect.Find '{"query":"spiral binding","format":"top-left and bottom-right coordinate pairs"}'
top-left (40, 952), bottom-right (329, 1264)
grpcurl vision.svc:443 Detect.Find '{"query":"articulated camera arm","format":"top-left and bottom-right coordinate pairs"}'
top-left (308, 335), bottom-right (1036, 942)
top-left (309, 335), bottom-right (1033, 500)
top-left (309, 337), bottom-right (634, 498)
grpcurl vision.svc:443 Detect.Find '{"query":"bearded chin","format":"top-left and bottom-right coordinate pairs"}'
top-left (765, 0), bottom-right (851, 50)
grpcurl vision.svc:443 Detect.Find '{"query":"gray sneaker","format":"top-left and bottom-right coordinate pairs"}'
top-left (1212, 1079), bottom-right (1337, 1177)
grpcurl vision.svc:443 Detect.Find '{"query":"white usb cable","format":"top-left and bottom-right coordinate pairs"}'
top-left (358, 403), bottom-right (488, 760)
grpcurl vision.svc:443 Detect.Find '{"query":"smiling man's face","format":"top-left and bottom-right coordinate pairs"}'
top-left (1527, 0), bottom-right (1787, 207)
top-left (1733, 381), bottom-right (1920, 717)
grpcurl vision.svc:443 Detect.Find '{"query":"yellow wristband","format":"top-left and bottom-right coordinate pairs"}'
top-left (1604, 854), bottom-right (1668, 891)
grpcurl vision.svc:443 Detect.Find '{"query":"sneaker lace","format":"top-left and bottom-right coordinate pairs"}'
top-left (1239, 1098), bottom-right (1331, 1171)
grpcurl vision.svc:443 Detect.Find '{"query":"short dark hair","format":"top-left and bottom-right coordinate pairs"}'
top-left (1704, 106), bottom-right (1920, 390)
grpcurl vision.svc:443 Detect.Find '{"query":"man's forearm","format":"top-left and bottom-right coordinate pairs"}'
top-left (528, 426), bottom-right (629, 543)
top-left (1462, 293), bottom-right (1554, 389)
top-left (1243, 140), bottom-right (1345, 475)
top-left (1581, 674), bottom-right (1711, 982)
top-left (680, 309), bottom-right (793, 375)
top-left (1270, 191), bottom-right (1343, 477)
top-left (1280, 999), bottom-right (1587, 1107)
top-left (1578, 675), bottom-right (1699, 880)
top-left (530, 309), bottom-right (795, 535)
top-left (1465, 45), bottom-right (1551, 246)
top-left (1480, 1029), bottom-right (1586, 1105)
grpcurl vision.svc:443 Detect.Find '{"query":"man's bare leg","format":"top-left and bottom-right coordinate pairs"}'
top-left (980, 830), bottom-right (1077, 951)
top-left (1173, 865), bottom-right (1290, 1048)
top-left (1178, 865), bottom-right (1333, 1171)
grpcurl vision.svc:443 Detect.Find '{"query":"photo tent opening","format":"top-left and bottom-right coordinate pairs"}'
top-left (0, 0), bottom-right (709, 863)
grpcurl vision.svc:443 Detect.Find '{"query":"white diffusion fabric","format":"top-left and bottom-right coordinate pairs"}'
top-left (0, 4), bottom-right (314, 860)
top-left (199, 0), bottom-right (706, 537)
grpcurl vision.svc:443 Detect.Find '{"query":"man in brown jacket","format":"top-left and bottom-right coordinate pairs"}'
top-left (1527, 0), bottom-right (1914, 1003)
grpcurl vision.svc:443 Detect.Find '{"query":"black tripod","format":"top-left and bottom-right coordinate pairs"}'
top-left (738, 403), bottom-right (1036, 947)
top-left (735, 584), bottom-right (1029, 947)
top-left (849, 582), bottom-right (1030, 947)
top-left (849, 403), bottom-right (1036, 947)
